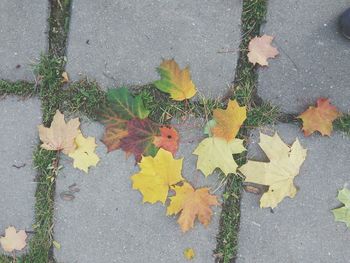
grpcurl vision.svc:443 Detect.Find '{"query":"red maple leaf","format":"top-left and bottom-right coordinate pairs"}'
top-left (120, 118), bottom-right (159, 162)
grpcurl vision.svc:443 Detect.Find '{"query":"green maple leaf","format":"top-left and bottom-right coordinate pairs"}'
top-left (98, 87), bottom-right (150, 152)
top-left (105, 87), bottom-right (149, 120)
top-left (332, 187), bottom-right (350, 228)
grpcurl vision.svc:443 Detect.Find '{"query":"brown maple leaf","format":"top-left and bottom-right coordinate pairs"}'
top-left (247, 35), bottom-right (279, 66)
top-left (167, 182), bottom-right (219, 232)
top-left (38, 110), bottom-right (80, 154)
top-left (298, 98), bottom-right (341, 136)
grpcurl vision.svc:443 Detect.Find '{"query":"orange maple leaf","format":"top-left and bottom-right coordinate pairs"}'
top-left (212, 99), bottom-right (246, 141)
top-left (247, 35), bottom-right (279, 66)
top-left (298, 98), bottom-right (341, 136)
top-left (153, 126), bottom-right (179, 155)
top-left (167, 182), bottom-right (219, 232)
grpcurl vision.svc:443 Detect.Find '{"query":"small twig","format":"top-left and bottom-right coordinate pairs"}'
top-left (57, 0), bottom-right (63, 10)
top-left (212, 177), bottom-right (228, 194)
top-left (12, 251), bottom-right (16, 263)
top-left (275, 41), bottom-right (299, 71)
top-left (12, 163), bottom-right (26, 169)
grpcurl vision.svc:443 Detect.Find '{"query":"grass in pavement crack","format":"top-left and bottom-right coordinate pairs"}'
top-left (49, 0), bottom-right (71, 58)
top-left (0, 80), bottom-right (37, 97)
top-left (214, 1), bottom-right (273, 262)
top-left (20, 0), bottom-right (73, 262)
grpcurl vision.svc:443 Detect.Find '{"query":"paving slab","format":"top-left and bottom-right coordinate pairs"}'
top-left (237, 123), bottom-right (350, 263)
top-left (0, 0), bottom-right (48, 81)
top-left (258, 0), bottom-right (350, 114)
top-left (54, 117), bottom-right (222, 263)
top-left (65, 0), bottom-right (242, 98)
top-left (0, 97), bottom-right (42, 254)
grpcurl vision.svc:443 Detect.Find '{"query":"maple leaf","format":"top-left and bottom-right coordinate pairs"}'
top-left (332, 187), bottom-right (350, 228)
top-left (297, 98), bottom-right (341, 136)
top-left (211, 99), bottom-right (247, 141)
top-left (183, 248), bottom-right (195, 260)
top-left (247, 35), bottom-right (279, 66)
top-left (38, 110), bottom-right (80, 154)
top-left (239, 133), bottom-right (307, 209)
top-left (99, 88), bottom-right (150, 152)
top-left (154, 59), bottom-right (197, 101)
top-left (167, 182), bottom-right (219, 232)
top-left (131, 148), bottom-right (184, 204)
top-left (153, 126), bottom-right (179, 155)
top-left (193, 137), bottom-right (245, 177)
top-left (68, 133), bottom-right (100, 173)
top-left (0, 226), bottom-right (27, 252)
top-left (120, 118), bottom-right (160, 162)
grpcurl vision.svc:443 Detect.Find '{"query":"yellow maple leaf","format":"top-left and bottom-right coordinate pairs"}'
top-left (154, 59), bottom-right (197, 101)
top-left (68, 133), bottom-right (100, 173)
top-left (239, 132), bottom-right (307, 209)
top-left (131, 148), bottom-right (184, 204)
top-left (0, 226), bottom-right (27, 252)
top-left (212, 99), bottom-right (246, 141)
top-left (38, 110), bottom-right (80, 154)
top-left (183, 248), bottom-right (195, 260)
top-left (167, 182), bottom-right (219, 232)
top-left (193, 137), bottom-right (245, 177)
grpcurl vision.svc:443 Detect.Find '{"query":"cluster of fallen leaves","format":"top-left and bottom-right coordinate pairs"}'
top-left (4, 43), bottom-right (346, 257)
top-left (38, 110), bottom-right (100, 173)
top-left (234, 99), bottom-right (332, 210)
top-left (99, 86), bottom-right (179, 162)
top-left (99, 60), bottom-right (221, 233)
top-left (247, 34), bottom-right (348, 228)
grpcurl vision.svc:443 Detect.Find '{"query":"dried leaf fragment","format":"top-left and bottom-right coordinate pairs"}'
top-left (167, 182), bottom-right (219, 232)
top-left (154, 59), bottom-right (197, 101)
top-left (239, 133), bottom-right (307, 208)
top-left (247, 35), bottom-right (279, 66)
top-left (0, 226), bottom-right (27, 252)
top-left (297, 98), bottom-right (341, 136)
top-left (38, 110), bottom-right (80, 154)
top-left (61, 72), bottom-right (69, 83)
top-left (131, 149), bottom-right (184, 204)
top-left (184, 248), bottom-right (195, 260)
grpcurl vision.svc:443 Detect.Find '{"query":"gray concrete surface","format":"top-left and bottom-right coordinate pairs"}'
top-left (54, 117), bottom-right (222, 263)
top-left (237, 124), bottom-right (350, 263)
top-left (0, 97), bottom-right (42, 254)
top-left (65, 0), bottom-right (242, 98)
top-left (258, 0), bottom-right (350, 114)
top-left (0, 1), bottom-right (48, 81)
